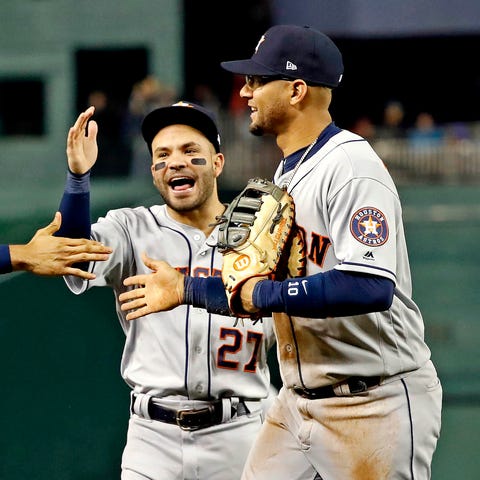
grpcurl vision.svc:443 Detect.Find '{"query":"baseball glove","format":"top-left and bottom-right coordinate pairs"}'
top-left (216, 177), bottom-right (306, 318)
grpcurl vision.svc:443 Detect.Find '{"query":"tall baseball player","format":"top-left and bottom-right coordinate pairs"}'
top-left (119, 25), bottom-right (442, 480)
top-left (56, 102), bottom-right (276, 479)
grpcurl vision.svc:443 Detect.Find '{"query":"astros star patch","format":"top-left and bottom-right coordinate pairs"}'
top-left (350, 207), bottom-right (389, 246)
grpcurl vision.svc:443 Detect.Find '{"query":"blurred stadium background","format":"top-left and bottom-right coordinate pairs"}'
top-left (1, 1), bottom-right (479, 478)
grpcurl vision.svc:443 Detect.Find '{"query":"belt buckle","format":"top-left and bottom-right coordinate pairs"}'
top-left (348, 378), bottom-right (368, 394)
top-left (175, 406), bottom-right (214, 431)
top-left (293, 386), bottom-right (313, 399)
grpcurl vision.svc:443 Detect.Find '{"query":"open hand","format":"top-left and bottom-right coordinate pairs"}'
top-left (66, 106), bottom-right (98, 174)
top-left (10, 212), bottom-right (112, 278)
top-left (119, 253), bottom-right (185, 320)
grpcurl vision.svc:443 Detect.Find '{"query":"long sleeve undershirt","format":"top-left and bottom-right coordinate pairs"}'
top-left (0, 244), bottom-right (12, 274)
top-left (184, 269), bottom-right (394, 318)
top-left (56, 170), bottom-right (91, 239)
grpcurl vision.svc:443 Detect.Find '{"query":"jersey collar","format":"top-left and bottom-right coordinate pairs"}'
top-left (282, 122), bottom-right (342, 174)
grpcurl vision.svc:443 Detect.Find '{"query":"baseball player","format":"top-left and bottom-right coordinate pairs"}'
top-left (56, 102), bottom-right (276, 480)
top-left (120, 25), bottom-right (442, 480)
top-left (0, 212), bottom-right (111, 277)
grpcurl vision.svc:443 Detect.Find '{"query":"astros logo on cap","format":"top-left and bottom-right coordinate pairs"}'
top-left (350, 207), bottom-right (389, 246)
top-left (254, 35), bottom-right (266, 53)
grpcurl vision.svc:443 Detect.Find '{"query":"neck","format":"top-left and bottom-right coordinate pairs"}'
top-left (277, 114), bottom-right (332, 157)
top-left (167, 200), bottom-right (225, 236)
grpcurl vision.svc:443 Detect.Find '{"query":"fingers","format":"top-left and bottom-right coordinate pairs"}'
top-left (86, 118), bottom-right (98, 139)
top-left (125, 308), bottom-right (148, 321)
top-left (64, 267), bottom-right (97, 280)
top-left (118, 287), bottom-right (144, 303)
top-left (123, 274), bottom-right (148, 287)
top-left (119, 296), bottom-right (145, 312)
top-left (63, 238), bottom-right (113, 253)
top-left (73, 106), bottom-right (95, 132)
top-left (73, 252), bottom-right (111, 263)
top-left (119, 289), bottom-right (147, 321)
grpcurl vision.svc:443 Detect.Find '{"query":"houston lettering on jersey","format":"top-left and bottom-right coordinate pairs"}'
top-left (177, 266), bottom-right (222, 277)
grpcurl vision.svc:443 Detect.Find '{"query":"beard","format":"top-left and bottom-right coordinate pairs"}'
top-left (249, 123), bottom-right (265, 137)
top-left (156, 174), bottom-right (215, 213)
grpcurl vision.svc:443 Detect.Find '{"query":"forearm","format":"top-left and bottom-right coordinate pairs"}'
top-left (184, 276), bottom-right (232, 316)
top-left (253, 270), bottom-right (395, 318)
top-left (56, 170), bottom-right (91, 238)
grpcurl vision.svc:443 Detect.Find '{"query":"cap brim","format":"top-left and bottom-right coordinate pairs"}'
top-left (220, 59), bottom-right (278, 76)
top-left (142, 105), bottom-right (220, 153)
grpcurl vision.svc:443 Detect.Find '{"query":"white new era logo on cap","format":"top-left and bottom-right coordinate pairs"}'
top-left (286, 61), bottom-right (297, 70)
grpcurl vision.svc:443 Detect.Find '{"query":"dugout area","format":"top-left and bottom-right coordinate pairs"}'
top-left (0, 182), bottom-right (479, 479)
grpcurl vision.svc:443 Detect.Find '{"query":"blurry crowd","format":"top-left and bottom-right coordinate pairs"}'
top-left (351, 100), bottom-right (474, 149)
top-left (84, 74), bottom-right (262, 180)
top-left (85, 78), bottom-right (479, 181)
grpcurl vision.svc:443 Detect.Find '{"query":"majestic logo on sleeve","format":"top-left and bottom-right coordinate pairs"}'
top-left (350, 207), bottom-right (389, 246)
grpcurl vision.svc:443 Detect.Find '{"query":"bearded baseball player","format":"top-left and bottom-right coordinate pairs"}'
top-left (56, 102), bottom-right (276, 479)
top-left (119, 25), bottom-right (442, 480)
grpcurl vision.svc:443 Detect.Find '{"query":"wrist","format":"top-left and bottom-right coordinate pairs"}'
top-left (65, 169), bottom-right (91, 194)
top-left (184, 275), bottom-right (231, 316)
top-left (252, 278), bottom-right (284, 312)
top-left (239, 277), bottom-right (266, 313)
top-left (0, 244), bottom-right (13, 274)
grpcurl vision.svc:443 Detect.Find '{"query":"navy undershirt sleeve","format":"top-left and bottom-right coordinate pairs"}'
top-left (184, 276), bottom-right (232, 316)
top-left (56, 170), bottom-right (91, 238)
top-left (253, 270), bottom-right (395, 318)
top-left (0, 244), bottom-right (12, 274)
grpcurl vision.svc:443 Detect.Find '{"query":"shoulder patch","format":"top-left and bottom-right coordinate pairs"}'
top-left (350, 207), bottom-right (389, 246)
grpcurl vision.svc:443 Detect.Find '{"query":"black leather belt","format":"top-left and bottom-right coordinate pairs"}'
top-left (293, 376), bottom-right (381, 399)
top-left (132, 396), bottom-right (250, 431)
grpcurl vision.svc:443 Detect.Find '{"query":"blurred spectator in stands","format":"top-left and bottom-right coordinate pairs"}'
top-left (445, 121), bottom-right (471, 144)
top-left (351, 116), bottom-right (376, 141)
top-left (125, 75), bottom-right (176, 178)
top-left (192, 83), bottom-right (221, 118)
top-left (375, 100), bottom-right (406, 140)
top-left (407, 112), bottom-right (444, 149)
top-left (88, 90), bottom-right (130, 177)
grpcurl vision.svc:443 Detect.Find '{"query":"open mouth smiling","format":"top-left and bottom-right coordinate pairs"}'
top-left (169, 177), bottom-right (195, 191)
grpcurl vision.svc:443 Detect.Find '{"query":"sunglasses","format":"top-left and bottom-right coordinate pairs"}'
top-left (244, 75), bottom-right (293, 90)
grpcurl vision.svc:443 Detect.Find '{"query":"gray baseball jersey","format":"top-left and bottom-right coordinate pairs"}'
top-left (65, 204), bottom-right (276, 399)
top-left (273, 129), bottom-right (431, 388)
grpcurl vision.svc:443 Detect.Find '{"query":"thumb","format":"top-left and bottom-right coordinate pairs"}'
top-left (41, 211), bottom-right (62, 236)
top-left (87, 119), bottom-right (98, 139)
top-left (142, 252), bottom-right (155, 270)
top-left (141, 252), bottom-right (162, 272)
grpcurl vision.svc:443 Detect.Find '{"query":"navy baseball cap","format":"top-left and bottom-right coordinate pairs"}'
top-left (221, 25), bottom-right (344, 88)
top-left (142, 101), bottom-right (221, 154)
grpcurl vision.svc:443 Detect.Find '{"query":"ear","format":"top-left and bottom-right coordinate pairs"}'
top-left (290, 80), bottom-right (308, 105)
top-left (213, 152), bottom-right (225, 178)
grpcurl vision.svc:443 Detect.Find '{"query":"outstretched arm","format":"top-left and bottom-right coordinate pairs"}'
top-left (118, 253), bottom-right (232, 320)
top-left (5, 212), bottom-right (111, 278)
top-left (245, 270), bottom-right (395, 317)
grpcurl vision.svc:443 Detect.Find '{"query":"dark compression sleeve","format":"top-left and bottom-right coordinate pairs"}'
top-left (253, 269), bottom-right (395, 318)
top-left (56, 170), bottom-right (91, 238)
top-left (0, 244), bottom-right (12, 274)
top-left (184, 276), bottom-right (232, 316)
